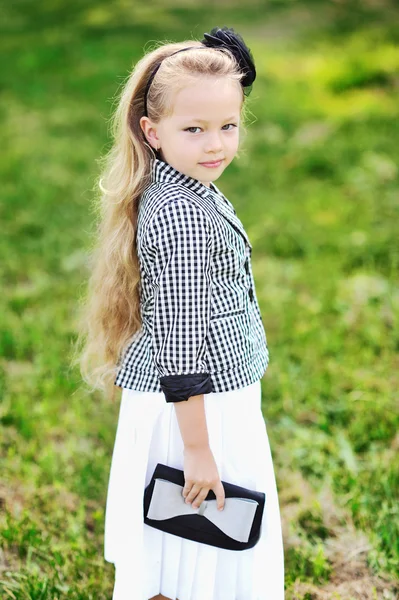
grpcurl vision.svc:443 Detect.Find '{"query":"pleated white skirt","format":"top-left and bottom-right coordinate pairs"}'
top-left (104, 379), bottom-right (285, 600)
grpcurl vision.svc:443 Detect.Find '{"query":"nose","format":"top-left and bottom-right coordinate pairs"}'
top-left (204, 131), bottom-right (223, 153)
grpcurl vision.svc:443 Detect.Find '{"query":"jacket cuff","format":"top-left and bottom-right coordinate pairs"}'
top-left (159, 373), bottom-right (213, 403)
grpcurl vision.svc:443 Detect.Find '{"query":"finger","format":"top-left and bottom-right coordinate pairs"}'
top-left (191, 488), bottom-right (209, 509)
top-left (184, 484), bottom-right (203, 504)
top-left (182, 481), bottom-right (194, 498)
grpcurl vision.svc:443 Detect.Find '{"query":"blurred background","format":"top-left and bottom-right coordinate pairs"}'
top-left (0, 0), bottom-right (398, 598)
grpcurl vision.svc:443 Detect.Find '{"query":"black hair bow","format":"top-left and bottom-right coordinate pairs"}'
top-left (200, 26), bottom-right (256, 96)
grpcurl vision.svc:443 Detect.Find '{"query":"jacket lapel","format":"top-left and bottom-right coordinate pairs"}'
top-left (209, 183), bottom-right (252, 250)
top-left (212, 197), bottom-right (252, 250)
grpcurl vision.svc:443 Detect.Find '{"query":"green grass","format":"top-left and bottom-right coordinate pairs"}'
top-left (1, 0), bottom-right (398, 597)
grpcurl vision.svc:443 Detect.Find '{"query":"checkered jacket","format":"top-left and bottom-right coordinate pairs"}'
top-left (114, 158), bottom-right (269, 402)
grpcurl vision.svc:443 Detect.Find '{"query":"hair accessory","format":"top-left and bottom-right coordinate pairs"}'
top-left (143, 25), bottom-right (256, 118)
top-left (200, 26), bottom-right (256, 95)
top-left (143, 463), bottom-right (266, 551)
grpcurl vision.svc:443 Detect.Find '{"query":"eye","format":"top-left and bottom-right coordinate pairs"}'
top-left (184, 127), bottom-right (201, 134)
top-left (183, 124), bottom-right (238, 134)
top-left (222, 123), bottom-right (238, 131)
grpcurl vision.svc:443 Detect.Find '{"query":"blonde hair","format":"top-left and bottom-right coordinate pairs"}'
top-left (71, 37), bottom-right (252, 403)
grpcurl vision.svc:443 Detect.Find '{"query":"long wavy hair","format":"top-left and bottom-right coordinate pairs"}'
top-left (71, 36), bottom-right (252, 403)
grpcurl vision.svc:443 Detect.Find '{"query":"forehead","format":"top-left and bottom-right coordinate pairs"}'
top-left (170, 78), bottom-right (242, 120)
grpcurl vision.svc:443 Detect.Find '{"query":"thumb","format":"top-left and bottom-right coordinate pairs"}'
top-left (215, 481), bottom-right (225, 511)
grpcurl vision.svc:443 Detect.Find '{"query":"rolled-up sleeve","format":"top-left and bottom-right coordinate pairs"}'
top-left (146, 198), bottom-right (214, 402)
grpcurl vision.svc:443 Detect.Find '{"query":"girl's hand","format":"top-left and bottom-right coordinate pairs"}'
top-left (182, 445), bottom-right (225, 511)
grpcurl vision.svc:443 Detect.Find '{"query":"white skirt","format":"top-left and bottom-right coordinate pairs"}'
top-left (104, 379), bottom-right (285, 600)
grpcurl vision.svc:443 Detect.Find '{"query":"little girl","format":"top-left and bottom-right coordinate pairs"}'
top-left (76, 25), bottom-right (284, 600)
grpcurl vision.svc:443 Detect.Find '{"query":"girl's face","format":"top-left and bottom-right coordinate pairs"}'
top-left (140, 77), bottom-right (242, 187)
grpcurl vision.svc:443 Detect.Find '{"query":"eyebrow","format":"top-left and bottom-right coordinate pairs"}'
top-left (184, 116), bottom-right (238, 123)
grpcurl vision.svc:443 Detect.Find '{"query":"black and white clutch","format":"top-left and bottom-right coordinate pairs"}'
top-left (143, 463), bottom-right (266, 551)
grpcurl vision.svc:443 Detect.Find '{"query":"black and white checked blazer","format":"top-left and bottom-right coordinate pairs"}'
top-left (114, 157), bottom-right (269, 402)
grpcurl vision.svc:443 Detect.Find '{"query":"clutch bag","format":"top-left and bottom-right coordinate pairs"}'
top-left (143, 463), bottom-right (266, 551)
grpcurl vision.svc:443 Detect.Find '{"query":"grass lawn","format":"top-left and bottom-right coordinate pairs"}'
top-left (1, 0), bottom-right (398, 598)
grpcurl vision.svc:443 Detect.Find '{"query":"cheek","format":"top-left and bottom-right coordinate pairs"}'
top-left (180, 136), bottom-right (201, 153)
top-left (179, 133), bottom-right (194, 145)
top-left (229, 132), bottom-right (240, 150)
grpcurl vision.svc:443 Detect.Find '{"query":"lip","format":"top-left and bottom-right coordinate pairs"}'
top-left (199, 159), bottom-right (224, 167)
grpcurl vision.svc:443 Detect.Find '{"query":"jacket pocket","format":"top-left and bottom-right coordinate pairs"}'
top-left (207, 311), bottom-right (256, 372)
top-left (210, 307), bottom-right (245, 320)
top-left (210, 278), bottom-right (247, 320)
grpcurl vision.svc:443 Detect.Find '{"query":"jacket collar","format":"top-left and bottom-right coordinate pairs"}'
top-left (149, 157), bottom-right (252, 249)
top-left (150, 156), bottom-right (213, 199)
